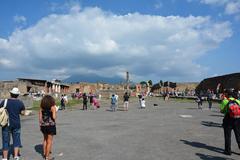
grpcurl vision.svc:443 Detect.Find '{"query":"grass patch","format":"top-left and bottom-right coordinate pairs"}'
top-left (32, 98), bottom-right (82, 111)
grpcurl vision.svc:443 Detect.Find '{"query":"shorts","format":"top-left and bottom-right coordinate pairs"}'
top-left (2, 126), bottom-right (22, 150)
top-left (40, 125), bottom-right (56, 135)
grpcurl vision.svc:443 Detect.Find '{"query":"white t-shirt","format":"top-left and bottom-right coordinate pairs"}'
top-left (141, 100), bottom-right (146, 107)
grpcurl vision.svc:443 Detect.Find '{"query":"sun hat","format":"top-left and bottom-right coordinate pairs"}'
top-left (10, 87), bottom-right (20, 95)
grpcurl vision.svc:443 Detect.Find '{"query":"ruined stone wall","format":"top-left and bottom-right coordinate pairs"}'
top-left (69, 82), bottom-right (125, 98)
top-left (0, 81), bottom-right (33, 108)
top-left (0, 81), bottom-right (24, 98)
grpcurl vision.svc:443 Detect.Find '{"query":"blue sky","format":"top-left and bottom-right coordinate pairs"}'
top-left (0, 0), bottom-right (239, 83)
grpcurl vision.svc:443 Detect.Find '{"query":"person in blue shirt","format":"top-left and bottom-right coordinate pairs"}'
top-left (111, 94), bottom-right (117, 112)
top-left (0, 87), bottom-right (25, 160)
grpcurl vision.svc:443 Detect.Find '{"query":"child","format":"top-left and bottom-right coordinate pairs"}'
top-left (140, 98), bottom-right (146, 109)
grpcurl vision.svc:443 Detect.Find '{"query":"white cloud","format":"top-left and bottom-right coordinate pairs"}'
top-left (225, 1), bottom-right (240, 15)
top-left (191, 0), bottom-right (240, 20)
top-left (0, 6), bottom-right (232, 82)
top-left (154, 2), bottom-right (163, 9)
top-left (13, 15), bottom-right (26, 24)
top-left (200, 0), bottom-right (229, 5)
top-left (49, 0), bottom-right (82, 14)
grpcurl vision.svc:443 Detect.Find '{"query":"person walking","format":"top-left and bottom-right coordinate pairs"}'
top-left (39, 95), bottom-right (57, 160)
top-left (220, 89), bottom-right (240, 155)
top-left (123, 92), bottom-right (130, 111)
top-left (196, 94), bottom-right (203, 110)
top-left (0, 87), bottom-right (25, 160)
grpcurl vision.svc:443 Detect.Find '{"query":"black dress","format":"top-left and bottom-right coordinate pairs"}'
top-left (40, 108), bottom-right (56, 135)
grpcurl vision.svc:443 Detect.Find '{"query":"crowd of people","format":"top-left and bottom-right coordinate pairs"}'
top-left (1, 87), bottom-right (240, 159)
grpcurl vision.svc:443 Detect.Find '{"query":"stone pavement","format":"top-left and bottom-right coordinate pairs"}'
top-left (4, 97), bottom-right (240, 160)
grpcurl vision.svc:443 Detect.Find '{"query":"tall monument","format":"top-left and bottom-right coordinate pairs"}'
top-left (126, 71), bottom-right (130, 90)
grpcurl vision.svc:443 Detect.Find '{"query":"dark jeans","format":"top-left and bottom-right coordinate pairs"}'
top-left (223, 115), bottom-right (240, 153)
top-left (83, 103), bottom-right (87, 110)
top-left (61, 103), bottom-right (65, 110)
top-left (208, 100), bottom-right (212, 109)
top-left (2, 126), bottom-right (22, 150)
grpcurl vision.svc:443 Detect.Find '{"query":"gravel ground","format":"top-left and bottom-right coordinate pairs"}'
top-left (2, 97), bottom-right (240, 160)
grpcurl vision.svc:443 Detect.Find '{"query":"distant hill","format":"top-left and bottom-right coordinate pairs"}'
top-left (63, 74), bottom-right (125, 84)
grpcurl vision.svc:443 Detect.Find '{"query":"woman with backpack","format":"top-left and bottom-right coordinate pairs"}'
top-left (39, 95), bottom-right (57, 160)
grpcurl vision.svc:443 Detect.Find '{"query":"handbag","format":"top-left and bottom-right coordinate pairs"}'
top-left (0, 99), bottom-right (9, 127)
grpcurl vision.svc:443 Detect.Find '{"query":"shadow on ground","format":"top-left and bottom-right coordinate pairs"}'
top-left (180, 140), bottom-right (240, 156)
top-left (201, 121), bottom-right (222, 128)
top-left (34, 144), bottom-right (43, 157)
top-left (196, 153), bottom-right (234, 160)
top-left (209, 114), bottom-right (224, 117)
top-left (180, 140), bottom-right (224, 154)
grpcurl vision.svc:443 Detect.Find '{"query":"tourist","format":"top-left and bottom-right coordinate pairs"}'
top-left (92, 96), bottom-right (100, 109)
top-left (140, 98), bottom-right (146, 109)
top-left (138, 94), bottom-right (143, 108)
top-left (39, 95), bottom-right (57, 160)
top-left (82, 93), bottom-right (88, 110)
top-left (196, 94), bottom-right (203, 110)
top-left (111, 94), bottom-right (117, 112)
top-left (0, 87), bottom-right (25, 160)
top-left (89, 92), bottom-right (94, 108)
top-left (220, 89), bottom-right (240, 155)
top-left (207, 89), bottom-right (213, 110)
top-left (60, 95), bottom-right (65, 110)
top-left (63, 94), bottom-right (68, 108)
top-left (115, 94), bottom-right (119, 108)
top-left (123, 92), bottom-right (130, 111)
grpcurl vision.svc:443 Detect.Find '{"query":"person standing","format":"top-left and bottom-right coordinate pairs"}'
top-left (123, 92), bottom-right (130, 111)
top-left (82, 93), bottom-right (88, 110)
top-left (115, 94), bottom-right (119, 108)
top-left (220, 89), bottom-right (240, 155)
top-left (60, 95), bottom-right (65, 110)
top-left (63, 94), bottom-right (68, 109)
top-left (140, 98), bottom-right (146, 109)
top-left (0, 87), bottom-right (25, 160)
top-left (138, 94), bottom-right (143, 109)
top-left (39, 95), bottom-right (57, 160)
top-left (89, 92), bottom-right (93, 107)
top-left (111, 94), bottom-right (117, 112)
top-left (207, 89), bottom-right (213, 110)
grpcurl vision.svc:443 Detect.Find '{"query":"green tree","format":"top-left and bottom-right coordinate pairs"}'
top-left (140, 81), bottom-right (148, 87)
top-left (159, 80), bottom-right (163, 87)
top-left (148, 80), bottom-right (153, 87)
